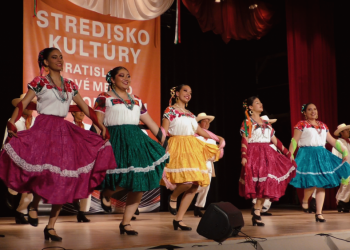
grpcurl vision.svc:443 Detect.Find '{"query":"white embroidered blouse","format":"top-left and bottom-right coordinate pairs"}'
top-left (28, 76), bottom-right (78, 117)
top-left (163, 106), bottom-right (198, 136)
top-left (294, 120), bottom-right (328, 147)
top-left (240, 118), bottom-right (275, 143)
top-left (94, 92), bottom-right (147, 126)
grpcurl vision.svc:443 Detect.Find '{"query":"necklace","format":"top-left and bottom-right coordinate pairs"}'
top-left (306, 120), bottom-right (322, 135)
top-left (46, 75), bottom-right (68, 103)
top-left (174, 104), bottom-right (196, 131)
top-left (252, 117), bottom-right (267, 137)
top-left (174, 104), bottom-right (188, 114)
top-left (111, 87), bottom-right (135, 110)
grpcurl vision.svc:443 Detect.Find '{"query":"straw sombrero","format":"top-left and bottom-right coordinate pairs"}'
top-left (261, 115), bottom-right (277, 124)
top-left (334, 123), bottom-right (350, 136)
top-left (196, 113), bottom-right (215, 123)
top-left (11, 93), bottom-right (37, 107)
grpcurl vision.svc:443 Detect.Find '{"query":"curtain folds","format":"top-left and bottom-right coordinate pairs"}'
top-left (286, 0), bottom-right (338, 209)
top-left (182, 0), bottom-right (275, 43)
top-left (68, 0), bottom-right (174, 20)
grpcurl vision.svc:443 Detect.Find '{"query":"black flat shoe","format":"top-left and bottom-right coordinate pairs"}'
top-left (131, 216), bottom-right (136, 221)
top-left (134, 208), bottom-right (140, 215)
top-left (27, 203), bottom-right (38, 227)
top-left (44, 227), bottom-right (62, 241)
top-left (252, 209), bottom-right (264, 226)
top-left (173, 220), bottom-right (192, 231)
top-left (119, 223), bottom-right (138, 235)
top-left (194, 206), bottom-right (203, 217)
top-left (15, 211), bottom-right (28, 224)
top-left (168, 196), bottom-right (177, 215)
top-left (77, 211), bottom-right (90, 223)
top-left (315, 214), bottom-right (326, 223)
top-left (99, 190), bottom-right (112, 213)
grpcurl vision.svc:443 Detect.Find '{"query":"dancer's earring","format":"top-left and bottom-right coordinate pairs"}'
top-left (249, 110), bottom-right (253, 115)
top-left (176, 97), bottom-right (179, 102)
top-left (186, 102), bottom-right (188, 108)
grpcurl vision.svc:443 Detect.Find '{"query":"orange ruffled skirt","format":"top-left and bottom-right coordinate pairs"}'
top-left (161, 135), bottom-right (219, 187)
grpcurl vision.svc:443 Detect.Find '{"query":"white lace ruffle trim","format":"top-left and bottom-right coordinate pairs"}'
top-left (252, 166), bottom-right (296, 183)
top-left (296, 162), bottom-right (344, 175)
top-left (164, 166), bottom-right (209, 174)
top-left (239, 166), bottom-right (296, 185)
top-left (106, 152), bottom-right (170, 174)
top-left (4, 142), bottom-right (112, 178)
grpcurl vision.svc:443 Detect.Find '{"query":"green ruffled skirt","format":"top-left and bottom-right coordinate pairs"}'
top-left (102, 124), bottom-right (169, 192)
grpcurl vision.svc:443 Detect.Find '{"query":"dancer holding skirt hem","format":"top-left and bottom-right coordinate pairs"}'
top-left (0, 48), bottom-right (117, 241)
top-left (239, 96), bottom-right (296, 226)
top-left (289, 103), bottom-right (350, 222)
top-left (161, 85), bottom-right (225, 231)
top-left (96, 66), bottom-right (169, 235)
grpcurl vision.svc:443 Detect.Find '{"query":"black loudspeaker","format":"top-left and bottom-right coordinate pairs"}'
top-left (197, 202), bottom-right (244, 243)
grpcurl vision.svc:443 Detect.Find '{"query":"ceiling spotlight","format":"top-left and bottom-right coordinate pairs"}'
top-left (249, 4), bottom-right (258, 9)
top-left (215, 0), bottom-right (221, 2)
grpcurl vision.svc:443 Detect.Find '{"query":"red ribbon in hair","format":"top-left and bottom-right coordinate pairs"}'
top-left (244, 110), bottom-right (252, 138)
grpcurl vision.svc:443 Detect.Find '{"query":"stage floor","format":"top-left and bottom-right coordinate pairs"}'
top-left (1, 208), bottom-right (350, 250)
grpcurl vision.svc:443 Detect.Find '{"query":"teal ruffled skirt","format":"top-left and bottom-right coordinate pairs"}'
top-left (101, 125), bottom-right (169, 192)
top-left (290, 146), bottom-right (350, 189)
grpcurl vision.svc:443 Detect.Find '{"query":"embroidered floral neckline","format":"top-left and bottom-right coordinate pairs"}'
top-left (170, 107), bottom-right (195, 118)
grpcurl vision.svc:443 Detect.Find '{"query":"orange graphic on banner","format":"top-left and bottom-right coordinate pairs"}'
top-left (23, 0), bottom-right (161, 125)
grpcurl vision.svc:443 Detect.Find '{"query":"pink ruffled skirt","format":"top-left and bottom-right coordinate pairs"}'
top-left (0, 114), bottom-right (117, 204)
top-left (239, 143), bottom-right (296, 202)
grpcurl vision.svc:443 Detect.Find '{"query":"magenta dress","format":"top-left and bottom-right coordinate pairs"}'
top-left (0, 76), bottom-right (117, 204)
top-left (238, 118), bottom-right (296, 201)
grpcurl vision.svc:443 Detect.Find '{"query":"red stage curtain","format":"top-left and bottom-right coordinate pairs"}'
top-left (286, 0), bottom-right (338, 209)
top-left (182, 0), bottom-right (274, 43)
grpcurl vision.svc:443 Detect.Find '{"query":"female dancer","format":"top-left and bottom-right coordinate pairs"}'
top-left (289, 103), bottom-right (350, 222)
top-left (95, 66), bottom-right (169, 235)
top-left (239, 96), bottom-right (296, 226)
top-left (0, 48), bottom-right (116, 241)
top-left (161, 85), bottom-right (225, 231)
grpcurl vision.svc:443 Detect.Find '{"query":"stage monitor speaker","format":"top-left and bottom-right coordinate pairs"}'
top-left (197, 202), bottom-right (244, 243)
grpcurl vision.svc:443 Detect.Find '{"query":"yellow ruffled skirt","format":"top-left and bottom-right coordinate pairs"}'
top-left (161, 135), bottom-right (220, 187)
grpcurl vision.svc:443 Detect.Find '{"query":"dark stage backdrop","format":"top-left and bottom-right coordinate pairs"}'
top-left (0, 2), bottom-right (24, 217)
top-left (334, 0), bottom-right (350, 126)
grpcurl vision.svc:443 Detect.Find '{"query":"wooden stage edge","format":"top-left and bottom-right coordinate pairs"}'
top-left (2, 209), bottom-right (350, 250)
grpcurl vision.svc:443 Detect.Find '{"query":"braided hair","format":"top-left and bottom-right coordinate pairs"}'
top-left (242, 96), bottom-right (258, 138)
top-left (105, 66), bottom-right (129, 91)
